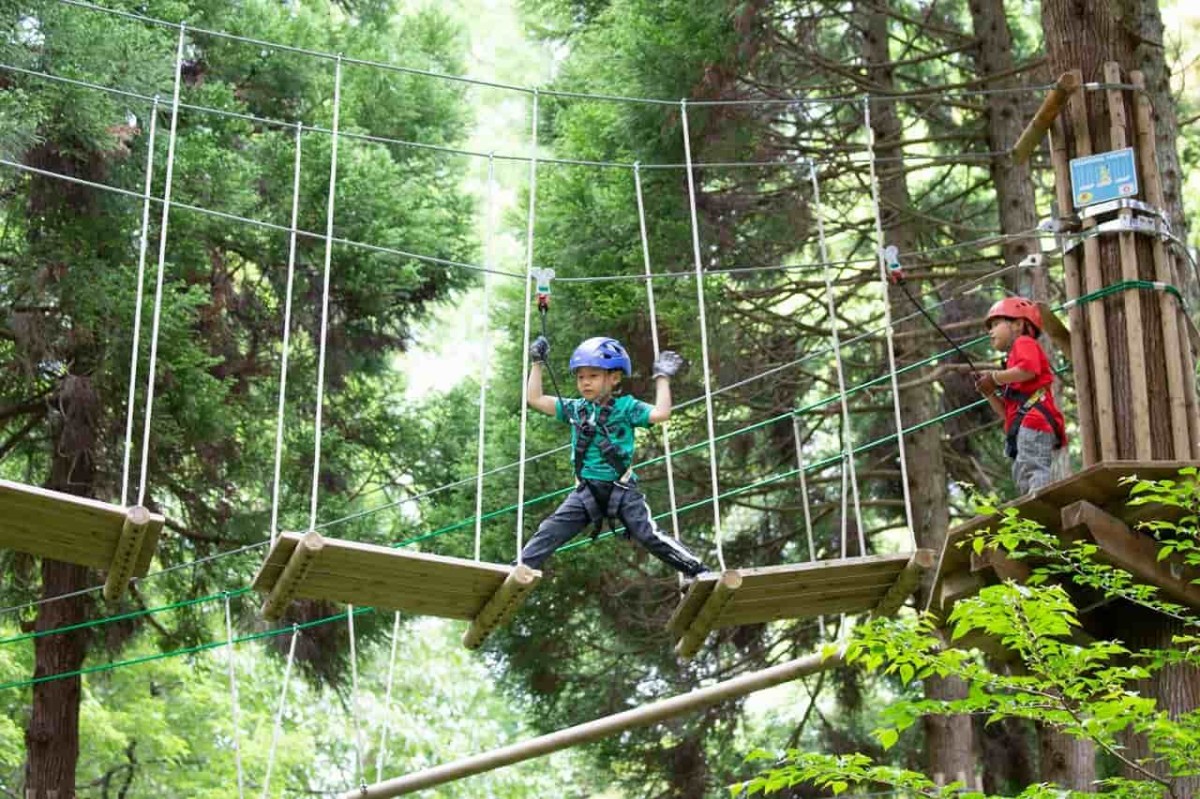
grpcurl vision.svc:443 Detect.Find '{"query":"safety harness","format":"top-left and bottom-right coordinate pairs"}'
top-left (1001, 375), bottom-right (1065, 460)
top-left (569, 400), bottom-right (634, 538)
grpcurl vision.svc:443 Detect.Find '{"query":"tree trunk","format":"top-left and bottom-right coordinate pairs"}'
top-left (968, 0), bottom-right (1040, 291)
top-left (1038, 724), bottom-right (1096, 791)
top-left (858, 2), bottom-right (970, 785)
top-left (1110, 603), bottom-right (1200, 795)
top-left (1042, 0), bottom-right (1200, 789)
top-left (977, 716), bottom-right (1037, 794)
top-left (24, 376), bottom-right (98, 799)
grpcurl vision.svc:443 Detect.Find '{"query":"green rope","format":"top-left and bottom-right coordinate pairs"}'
top-left (0, 279), bottom-right (1181, 672)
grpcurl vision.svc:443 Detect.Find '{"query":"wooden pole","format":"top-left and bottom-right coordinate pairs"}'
top-left (675, 570), bottom-right (742, 660)
top-left (871, 548), bottom-right (935, 617)
top-left (462, 565), bottom-right (540, 650)
top-left (1131, 75), bottom-right (1200, 459)
top-left (1067, 82), bottom-right (1118, 462)
top-left (1131, 72), bottom-right (1193, 459)
top-left (342, 647), bottom-right (845, 799)
top-left (1104, 63), bottom-right (1152, 459)
top-left (1012, 72), bottom-right (1081, 165)
top-left (261, 531), bottom-right (324, 621)
top-left (1049, 71), bottom-right (1098, 466)
top-left (103, 505), bottom-right (151, 601)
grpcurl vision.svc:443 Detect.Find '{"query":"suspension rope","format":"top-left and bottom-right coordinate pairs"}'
top-left (633, 163), bottom-right (683, 553)
top-left (376, 613), bottom-right (402, 783)
top-left (513, 89), bottom-right (540, 566)
top-left (118, 97), bottom-right (158, 507)
top-left (270, 122), bottom-right (305, 549)
top-left (0, 387), bottom-right (1020, 695)
top-left (474, 156), bottom-right (497, 562)
top-left (224, 593), bottom-right (246, 799)
top-left (135, 28), bottom-right (185, 507)
top-left (791, 416), bottom-right (816, 561)
top-left (348, 604), bottom-right (366, 792)
top-left (863, 97), bottom-right (916, 548)
top-left (262, 624), bottom-right (299, 799)
top-left (3, 61), bottom-right (1056, 172)
top-left (808, 159), bottom-right (865, 552)
top-left (308, 56), bottom-right (343, 533)
top-left (56, 0), bottom-right (1089, 109)
top-left (0, 143), bottom-right (1037, 287)
top-left (680, 99), bottom-right (727, 571)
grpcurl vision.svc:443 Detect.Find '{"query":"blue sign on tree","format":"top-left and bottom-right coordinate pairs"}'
top-left (1069, 147), bottom-right (1138, 209)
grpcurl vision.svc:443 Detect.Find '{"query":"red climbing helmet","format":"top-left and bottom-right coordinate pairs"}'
top-left (985, 297), bottom-right (1042, 334)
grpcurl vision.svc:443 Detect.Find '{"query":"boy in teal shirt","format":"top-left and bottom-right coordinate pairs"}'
top-left (521, 336), bottom-right (710, 577)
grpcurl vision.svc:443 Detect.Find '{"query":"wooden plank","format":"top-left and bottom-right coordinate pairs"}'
top-left (262, 531), bottom-right (325, 621)
top-left (872, 549), bottom-right (936, 617)
top-left (677, 571), bottom-right (742, 659)
top-left (1061, 500), bottom-right (1200, 610)
top-left (727, 553), bottom-right (915, 583)
top-left (1067, 82), bottom-right (1118, 462)
top-left (667, 577), bottom-right (717, 637)
top-left (103, 506), bottom-right (152, 601)
top-left (730, 574), bottom-right (899, 603)
top-left (463, 565), bottom-right (541, 649)
top-left (1012, 72), bottom-right (1081, 164)
top-left (716, 593), bottom-right (882, 627)
top-left (297, 554), bottom-right (510, 593)
top-left (297, 569), bottom-right (503, 604)
top-left (1105, 63), bottom-right (1151, 459)
top-left (1050, 89), bottom-right (1098, 465)
top-left (251, 534), bottom-right (300, 592)
top-left (721, 582), bottom-right (890, 620)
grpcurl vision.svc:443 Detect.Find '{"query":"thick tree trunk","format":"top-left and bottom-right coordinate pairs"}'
top-left (858, 3), bottom-right (970, 785)
top-left (977, 716), bottom-right (1037, 794)
top-left (25, 376), bottom-right (98, 799)
top-left (1038, 725), bottom-right (1097, 791)
top-left (1042, 0), bottom-right (1200, 790)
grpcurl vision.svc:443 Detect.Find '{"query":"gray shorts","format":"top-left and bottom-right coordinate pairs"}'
top-left (1012, 426), bottom-right (1066, 494)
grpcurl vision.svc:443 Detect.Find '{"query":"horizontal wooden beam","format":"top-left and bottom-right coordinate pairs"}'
top-left (676, 571), bottom-right (742, 660)
top-left (343, 647), bottom-right (846, 799)
top-left (1061, 500), bottom-right (1200, 611)
top-left (261, 531), bottom-right (324, 621)
top-left (1012, 71), bottom-right (1081, 164)
top-left (871, 548), bottom-right (936, 617)
top-left (462, 565), bottom-right (540, 650)
top-left (103, 506), bottom-right (152, 601)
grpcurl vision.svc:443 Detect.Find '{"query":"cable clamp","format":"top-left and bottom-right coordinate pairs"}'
top-left (1061, 213), bottom-right (1171, 255)
top-left (1079, 197), bottom-right (1168, 222)
top-left (532, 267), bottom-right (555, 311)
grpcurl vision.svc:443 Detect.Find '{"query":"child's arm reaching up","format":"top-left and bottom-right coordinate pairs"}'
top-left (527, 336), bottom-right (559, 417)
top-left (648, 351), bottom-right (684, 424)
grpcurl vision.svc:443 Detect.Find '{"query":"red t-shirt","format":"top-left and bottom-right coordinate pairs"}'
top-left (1002, 335), bottom-right (1065, 441)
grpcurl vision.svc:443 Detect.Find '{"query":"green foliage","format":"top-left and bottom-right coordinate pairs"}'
top-left (738, 471), bottom-right (1200, 797)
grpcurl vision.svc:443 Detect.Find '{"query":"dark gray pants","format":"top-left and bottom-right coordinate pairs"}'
top-left (520, 482), bottom-right (708, 576)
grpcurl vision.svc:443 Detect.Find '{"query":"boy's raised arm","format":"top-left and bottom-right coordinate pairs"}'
top-left (527, 336), bottom-right (559, 417)
top-left (648, 350), bottom-right (684, 424)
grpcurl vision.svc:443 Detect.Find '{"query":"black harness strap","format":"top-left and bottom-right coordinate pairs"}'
top-left (1003, 385), bottom-right (1065, 459)
top-left (570, 401), bottom-right (633, 538)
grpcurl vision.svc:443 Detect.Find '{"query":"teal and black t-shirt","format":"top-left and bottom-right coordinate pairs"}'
top-left (556, 395), bottom-right (655, 481)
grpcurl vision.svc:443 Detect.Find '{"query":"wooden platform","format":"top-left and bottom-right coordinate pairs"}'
top-left (251, 532), bottom-right (541, 649)
top-left (668, 550), bottom-right (935, 659)
top-left (0, 479), bottom-right (164, 600)
top-left (933, 461), bottom-right (1198, 615)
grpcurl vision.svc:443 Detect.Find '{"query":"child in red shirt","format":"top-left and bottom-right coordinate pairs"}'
top-left (975, 297), bottom-right (1067, 494)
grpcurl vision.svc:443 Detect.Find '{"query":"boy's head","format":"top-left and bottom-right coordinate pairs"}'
top-left (985, 297), bottom-right (1042, 351)
top-left (570, 337), bottom-right (631, 401)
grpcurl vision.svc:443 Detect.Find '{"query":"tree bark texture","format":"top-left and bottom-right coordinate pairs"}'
top-left (1042, 0), bottom-right (1197, 463)
top-left (968, 0), bottom-right (1040, 290)
top-left (25, 376), bottom-right (98, 799)
top-left (1108, 603), bottom-right (1200, 794)
top-left (1038, 724), bottom-right (1097, 791)
top-left (858, 2), bottom-right (971, 784)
